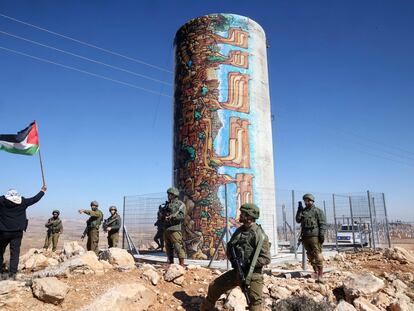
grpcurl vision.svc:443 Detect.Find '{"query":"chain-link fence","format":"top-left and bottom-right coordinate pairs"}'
top-left (122, 189), bottom-right (391, 257)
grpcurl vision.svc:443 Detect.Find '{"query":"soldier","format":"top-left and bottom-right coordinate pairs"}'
top-left (43, 210), bottom-right (63, 252)
top-left (200, 203), bottom-right (271, 311)
top-left (296, 193), bottom-right (326, 283)
top-left (163, 187), bottom-right (186, 266)
top-left (103, 206), bottom-right (121, 248)
top-left (153, 205), bottom-right (165, 251)
top-left (79, 200), bottom-right (103, 255)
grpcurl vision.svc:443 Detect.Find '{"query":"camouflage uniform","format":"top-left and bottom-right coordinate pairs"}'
top-left (104, 214), bottom-right (121, 248)
top-left (83, 209), bottom-right (103, 255)
top-left (296, 195), bottom-right (326, 274)
top-left (164, 198), bottom-right (186, 262)
top-left (43, 216), bottom-right (63, 251)
top-left (201, 204), bottom-right (271, 311)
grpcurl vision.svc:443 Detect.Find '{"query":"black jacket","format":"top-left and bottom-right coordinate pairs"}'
top-left (0, 191), bottom-right (44, 231)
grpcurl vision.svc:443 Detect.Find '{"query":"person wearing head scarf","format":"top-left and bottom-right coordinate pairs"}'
top-left (0, 185), bottom-right (47, 279)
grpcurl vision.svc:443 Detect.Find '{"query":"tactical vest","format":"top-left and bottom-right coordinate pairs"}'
top-left (48, 218), bottom-right (62, 234)
top-left (87, 210), bottom-right (103, 229)
top-left (301, 207), bottom-right (320, 237)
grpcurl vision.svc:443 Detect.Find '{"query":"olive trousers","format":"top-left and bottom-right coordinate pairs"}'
top-left (107, 231), bottom-right (119, 248)
top-left (164, 230), bottom-right (186, 261)
top-left (43, 232), bottom-right (60, 252)
top-left (302, 236), bottom-right (324, 268)
top-left (87, 228), bottom-right (100, 255)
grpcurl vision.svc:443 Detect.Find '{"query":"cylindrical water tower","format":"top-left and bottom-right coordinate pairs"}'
top-left (173, 14), bottom-right (277, 258)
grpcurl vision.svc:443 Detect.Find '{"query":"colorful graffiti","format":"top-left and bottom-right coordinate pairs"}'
top-left (173, 14), bottom-right (276, 259)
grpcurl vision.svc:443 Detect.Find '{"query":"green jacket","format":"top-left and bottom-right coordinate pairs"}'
top-left (84, 209), bottom-right (103, 230)
top-left (104, 214), bottom-right (121, 233)
top-left (296, 205), bottom-right (326, 237)
top-left (227, 223), bottom-right (271, 271)
top-left (45, 217), bottom-right (63, 234)
top-left (164, 198), bottom-right (185, 231)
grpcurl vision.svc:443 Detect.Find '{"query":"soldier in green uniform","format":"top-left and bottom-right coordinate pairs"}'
top-left (79, 200), bottom-right (103, 255)
top-left (103, 206), bottom-right (122, 248)
top-left (296, 193), bottom-right (326, 283)
top-left (163, 187), bottom-right (186, 266)
top-left (153, 205), bottom-right (165, 251)
top-left (200, 203), bottom-right (271, 311)
top-left (43, 210), bottom-right (63, 252)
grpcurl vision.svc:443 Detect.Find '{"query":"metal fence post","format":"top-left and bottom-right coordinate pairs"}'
top-left (292, 190), bottom-right (297, 259)
top-left (349, 196), bottom-right (356, 251)
top-left (372, 197), bottom-right (380, 246)
top-left (367, 191), bottom-right (376, 251)
top-left (282, 204), bottom-right (287, 241)
top-left (332, 194), bottom-right (339, 252)
top-left (122, 196), bottom-right (126, 250)
top-left (382, 193), bottom-right (392, 248)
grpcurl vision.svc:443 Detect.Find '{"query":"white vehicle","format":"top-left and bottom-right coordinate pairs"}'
top-left (337, 224), bottom-right (369, 246)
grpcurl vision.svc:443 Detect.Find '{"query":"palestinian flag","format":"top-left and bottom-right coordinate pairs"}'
top-left (0, 121), bottom-right (40, 156)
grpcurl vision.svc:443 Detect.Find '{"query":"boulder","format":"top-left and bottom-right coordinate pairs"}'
top-left (47, 258), bottom-right (59, 266)
top-left (0, 280), bottom-right (27, 309)
top-left (383, 247), bottom-right (414, 264)
top-left (224, 288), bottom-right (247, 311)
top-left (335, 300), bottom-right (357, 311)
top-left (63, 241), bottom-right (85, 258)
top-left (164, 264), bottom-right (186, 282)
top-left (100, 248), bottom-right (135, 271)
top-left (353, 297), bottom-right (380, 311)
top-left (343, 272), bottom-right (385, 299)
top-left (34, 251), bottom-right (104, 278)
top-left (100, 260), bottom-right (114, 272)
top-left (31, 277), bottom-right (69, 305)
top-left (142, 265), bottom-right (160, 286)
top-left (22, 253), bottom-right (48, 271)
top-left (269, 285), bottom-right (291, 300)
top-left (80, 283), bottom-right (156, 311)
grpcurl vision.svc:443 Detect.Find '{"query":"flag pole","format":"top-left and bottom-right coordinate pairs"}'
top-left (38, 148), bottom-right (46, 187)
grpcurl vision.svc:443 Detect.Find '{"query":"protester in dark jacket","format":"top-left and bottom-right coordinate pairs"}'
top-left (0, 186), bottom-right (47, 278)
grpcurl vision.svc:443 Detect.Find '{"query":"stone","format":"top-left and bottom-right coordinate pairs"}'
top-left (32, 277), bottom-right (69, 305)
top-left (224, 288), bottom-right (247, 311)
top-left (100, 260), bottom-right (113, 272)
top-left (392, 279), bottom-right (408, 292)
top-left (383, 247), bottom-right (414, 264)
top-left (373, 292), bottom-right (390, 308)
top-left (343, 272), bottom-right (385, 299)
top-left (23, 253), bottom-right (48, 271)
top-left (143, 268), bottom-right (160, 286)
top-left (47, 258), bottom-right (59, 266)
top-left (173, 276), bottom-right (185, 286)
top-left (80, 283), bottom-right (156, 311)
top-left (269, 285), bottom-right (291, 300)
top-left (63, 241), bottom-right (85, 258)
top-left (0, 280), bottom-right (27, 309)
top-left (335, 300), bottom-right (357, 311)
top-left (353, 297), bottom-right (381, 311)
top-left (164, 264), bottom-right (186, 282)
top-left (33, 251), bottom-right (104, 278)
top-left (100, 248), bottom-right (135, 271)
top-left (389, 300), bottom-right (414, 311)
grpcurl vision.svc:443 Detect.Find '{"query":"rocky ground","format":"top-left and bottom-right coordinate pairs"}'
top-left (1, 242), bottom-right (414, 311)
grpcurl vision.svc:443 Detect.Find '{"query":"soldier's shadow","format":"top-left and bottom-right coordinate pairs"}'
top-left (173, 291), bottom-right (205, 311)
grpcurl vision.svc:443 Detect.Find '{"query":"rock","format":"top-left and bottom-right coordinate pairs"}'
top-left (269, 285), bottom-right (291, 300)
top-left (148, 241), bottom-right (159, 250)
top-left (389, 300), bottom-right (414, 311)
top-left (173, 276), bottom-right (185, 286)
top-left (373, 292), bottom-right (390, 308)
top-left (143, 267), bottom-right (160, 286)
top-left (34, 251), bottom-right (104, 278)
top-left (343, 272), bottom-right (385, 299)
top-left (0, 280), bottom-right (27, 309)
top-left (224, 288), bottom-right (247, 311)
top-left (22, 253), bottom-right (49, 271)
top-left (100, 248), bottom-right (135, 271)
top-left (32, 277), bottom-right (69, 305)
top-left (353, 297), bottom-right (380, 311)
top-left (383, 247), bottom-right (414, 264)
top-left (164, 264), bottom-right (186, 282)
top-left (334, 253), bottom-right (346, 262)
top-left (63, 241), bottom-right (85, 258)
top-left (47, 258), bottom-right (59, 266)
top-left (335, 300), bottom-right (357, 311)
top-left (392, 279), bottom-right (408, 292)
top-left (80, 283), bottom-right (156, 311)
top-left (100, 260), bottom-right (113, 272)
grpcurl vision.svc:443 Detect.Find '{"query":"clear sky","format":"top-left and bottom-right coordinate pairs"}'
top-left (0, 1), bottom-right (413, 221)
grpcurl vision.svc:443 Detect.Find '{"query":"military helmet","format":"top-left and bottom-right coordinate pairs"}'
top-left (109, 206), bottom-right (117, 211)
top-left (52, 210), bottom-right (60, 215)
top-left (90, 200), bottom-right (99, 207)
top-left (240, 203), bottom-right (260, 219)
top-left (167, 187), bottom-right (180, 196)
top-left (302, 193), bottom-right (315, 202)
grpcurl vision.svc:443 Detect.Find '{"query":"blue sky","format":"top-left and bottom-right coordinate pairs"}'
top-left (0, 1), bottom-right (413, 221)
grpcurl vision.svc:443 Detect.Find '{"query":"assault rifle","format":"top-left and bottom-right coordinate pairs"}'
top-left (296, 201), bottom-right (304, 250)
top-left (229, 245), bottom-right (251, 308)
top-left (103, 217), bottom-right (118, 232)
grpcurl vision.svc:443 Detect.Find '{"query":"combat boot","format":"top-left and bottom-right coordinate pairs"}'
top-left (316, 266), bottom-right (325, 284)
top-left (179, 258), bottom-right (186, 267)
